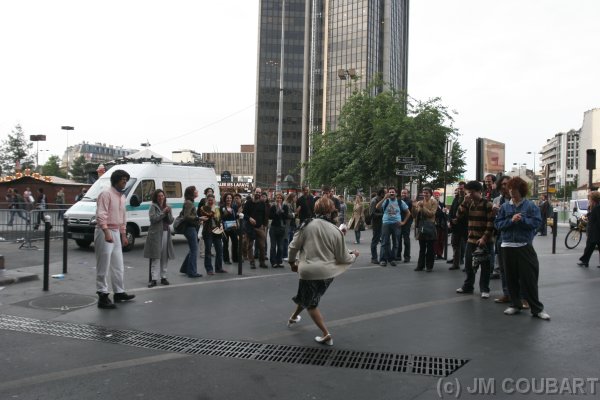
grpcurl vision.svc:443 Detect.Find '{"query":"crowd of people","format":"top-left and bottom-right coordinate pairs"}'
top-left (3, 186), bottom-right (69, 225)
top-left (92, 169), bottom-right (600, 341)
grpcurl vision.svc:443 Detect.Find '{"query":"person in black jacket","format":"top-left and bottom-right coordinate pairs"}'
top-left (244, 187), bottom-right (268, 269)
top-left (269, 192), bottom-right (289, 268)
top-left (448, 182), bottom-right (467, 270)
top-left (370, 188), bottom-right (386, 264)
top-left (578, 191), bottom-right (600, 267)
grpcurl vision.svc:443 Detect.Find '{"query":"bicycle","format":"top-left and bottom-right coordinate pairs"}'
top-left (565, 217), bottom-right (587, 249)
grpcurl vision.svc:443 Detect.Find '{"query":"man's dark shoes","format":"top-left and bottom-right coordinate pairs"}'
top-left (389, 261), bottom-right (397, 267)
top-left (160, 278), bottom-right (170, 285)
top-left (148, 280), bottom-right (157, 288)
top-left (259, 264), bottom-right (269, 269)
top-left (114, 292), bottom-right (136, 303)
top-left (97, 292), bottom-right (117, 309)
top-left (371, 259), bottom-right (379, 265)
top-left (403, 258), bottom-right (410, 263)
top-left (577, 262), bottom-right (589, 267)
top-left (446, 259), bottom-right (454, 264)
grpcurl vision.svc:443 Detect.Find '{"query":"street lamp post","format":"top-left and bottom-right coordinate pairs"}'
top-left (30, 135), bottom-right (47, 171)
top-left (275, 0), bottom-right (286, 192)
top-left (61, 126), bottom-right (74, 177)
top-left (527, 151), bottom-right (537, 196)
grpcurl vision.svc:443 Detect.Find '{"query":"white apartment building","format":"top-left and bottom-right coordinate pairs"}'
top-left (577, 108), bottom-right (600, 189)
top-left (539, 129), bottom-right (580, 194)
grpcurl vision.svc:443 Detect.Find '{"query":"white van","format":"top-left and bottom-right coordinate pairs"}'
top-left (64, 163), bottom-right (219, 251)
top-left (568, 199), bottom-right (588, 228)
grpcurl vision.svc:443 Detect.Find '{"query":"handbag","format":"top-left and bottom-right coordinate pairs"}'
top-left (358, 219), bottom-right (366, 231)
top-left (212, 226), bottom-right (224, 235)
top-left (223, 220), bottom-right (237, 231)
top-left (173, 211), bottom-right (186, 234)
top-left (419, 219), bottom-right (436, 241)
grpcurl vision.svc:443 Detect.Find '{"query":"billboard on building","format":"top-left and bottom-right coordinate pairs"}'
top-left (476, 138), bottom-right (506, 181)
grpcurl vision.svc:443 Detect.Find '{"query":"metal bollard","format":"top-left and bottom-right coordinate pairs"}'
top-left (63, 217), bottom-right (68, 274)
top-left (43, 215), bottom-right (52, 291)
top-left (237, 217), bottom-right (243, 276)
top-left (552, 210), bottom-right (558, 254)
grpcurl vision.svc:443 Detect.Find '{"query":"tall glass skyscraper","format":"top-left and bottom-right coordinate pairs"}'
top-left (254, 0), bottom-right (409, 188)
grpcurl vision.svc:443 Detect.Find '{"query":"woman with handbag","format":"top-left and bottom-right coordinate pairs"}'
top-left (351, 195), bottom-right (365, 244)
top-left (144, 189), bottom-right (174, 286)
top-left (269, 192), bottom-right (289, 268)
top-left (179, 186), bottom-right (203, 278)
top-left (200, 193), bottom-right (226, 275)
top-left (413, 187), bottom-right (438, 272)
top-left (220, 192), bottom-right (239, 265)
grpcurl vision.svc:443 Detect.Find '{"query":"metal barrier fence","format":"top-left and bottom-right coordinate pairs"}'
top-left (0, 204), bottom-right (69, 249)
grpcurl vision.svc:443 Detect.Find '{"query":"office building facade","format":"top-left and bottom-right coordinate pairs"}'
top-left (254, 0), bottom-right (409, 188)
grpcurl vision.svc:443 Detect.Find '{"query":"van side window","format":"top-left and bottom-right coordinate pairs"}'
top-left (162, 181), bottom-right (182, 198)
top-left (133, 180), bottom-right (156, 202)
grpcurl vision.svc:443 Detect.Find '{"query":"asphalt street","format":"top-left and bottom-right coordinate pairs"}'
top-left (0, 227), bottom-right (599, 400)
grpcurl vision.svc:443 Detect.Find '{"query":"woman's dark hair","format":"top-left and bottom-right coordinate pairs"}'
top-left (222, 192), bottom-right (233, 204)
top-left (110, 169), bottom-right (130, 187)
top-left (151, 189), bottom-right (166, 204)
top-left (184, 186), bottom-right (196, 201)
top-left (204, 187), bottom-right (214, 195)
top-left (506, 177), bottom-right (529, 197)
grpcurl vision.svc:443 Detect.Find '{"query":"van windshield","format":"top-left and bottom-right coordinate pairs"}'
top-left (576, 199), bottom-right (588, 211)
top-left (80, 178), bottom-right (137, 201)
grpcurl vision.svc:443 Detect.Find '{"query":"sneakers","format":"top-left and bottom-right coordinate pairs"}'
top-left (534, 311), bottom-right (551, 321)
top-left (522, 300), bottom-right (530, 309)
top-left (113, 292), bottom-right (136, 303)
top-left (389, 261), bottom-right (397, 267)
top-left (503, 307), bottom-right (521, 315)
top-left (380, 261), bottom-right (387, 267)
top-left (481, 292), bottom-right (490, 299)
top-left (456, 288), bottom-right (473, 294)
top-left (148, 280), bottom-right (157, 288)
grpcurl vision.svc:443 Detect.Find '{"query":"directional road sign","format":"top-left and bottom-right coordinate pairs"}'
top-left (411, 164), bottom-right (427, 171)
top-left (396, 169), bottom-right (418, 176)
top-left (396, 156), bottom-right (416, 163)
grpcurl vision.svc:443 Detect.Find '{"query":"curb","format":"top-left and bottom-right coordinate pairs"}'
top-left (0, 270), bottom-right (39, 286)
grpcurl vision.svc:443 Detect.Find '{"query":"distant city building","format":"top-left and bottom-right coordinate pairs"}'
top-left (171, 149), bottom-right (203, 164)
top-left (539, 130), bottom-right (580, 194)
top-left (577, 108), bottom-right (600, 189)
top-left (62, 142), bottom-right (136, 168)
top-left (254, 0), bottom-right (409, 188)
top-left (202, 145), bottom-right (255, 187)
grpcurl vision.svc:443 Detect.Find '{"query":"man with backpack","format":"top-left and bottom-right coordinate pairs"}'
top-left (376, 187), bottom-right (410, 267)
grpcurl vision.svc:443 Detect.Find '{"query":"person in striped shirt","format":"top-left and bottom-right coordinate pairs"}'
top-left (455, 180), bottom-right (495, 299)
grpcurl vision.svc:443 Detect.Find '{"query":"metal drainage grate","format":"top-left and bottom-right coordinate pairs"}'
top-left (0, 314), bottom-right (468, 377)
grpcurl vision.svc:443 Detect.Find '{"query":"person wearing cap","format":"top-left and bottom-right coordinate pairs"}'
top-left (94, 169), bottom-right (135, 309)
top-left (455, 180), bottom-right (495, 298)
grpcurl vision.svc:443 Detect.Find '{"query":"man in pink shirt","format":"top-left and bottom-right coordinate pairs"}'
top-left (95, 169), bottom-right (135, 309)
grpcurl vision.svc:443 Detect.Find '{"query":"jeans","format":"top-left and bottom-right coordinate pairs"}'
top-left (204, 232), bottom-right (224, 272)
top-left (269, 227), bottom-right (285, 266)
top-left (371, 222), bottom-right (382, 261)
top-left (451, 229), bottom-right (467, 267)
top-left (222, 229), bottom-right (239, 263)
top-left (397, 223), bottom-right (411, 260)
top-left (8, 209), bottom-right (29, 225)
top-left (354, 230), bottom-right (361, 243)
top-left (380, 223), bottom-right (400, 263)
top-left (462, 242), bottom-right (491, 293)
top-left (417, 240), bottom-right (435, 270)
top-left (180, 226), bottom-right (199, 276)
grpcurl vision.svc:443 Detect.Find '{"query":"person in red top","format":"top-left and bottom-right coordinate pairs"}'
top-left (95, 169), bottom-right (136, 309)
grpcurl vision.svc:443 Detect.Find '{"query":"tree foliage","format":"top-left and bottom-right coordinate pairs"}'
top-left (41, 155), bottom-right (67, 178)
top-left (70, 155), bottom-right (88, 183)
top-left (0, 124), bottom-right (35, 175)
top-left (305, 86), bottom-right (466, 192)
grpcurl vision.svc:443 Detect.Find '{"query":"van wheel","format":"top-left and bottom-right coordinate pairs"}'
top-left (123, 226), bottom-right (135, 252)
top-left (75, 239), bottom-right (92, 249)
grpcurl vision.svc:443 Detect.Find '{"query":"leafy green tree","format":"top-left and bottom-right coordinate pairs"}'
top-left (70, 155), bottom-right (88, 182)
top-left (305, 85), bottom-right (463, 192)
top-left (41, 155), bottom-right (67, 178)
top-left (0, 124), bottom-right (35, 175)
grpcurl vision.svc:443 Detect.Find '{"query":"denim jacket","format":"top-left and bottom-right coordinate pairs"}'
top-left (495, 198), bottom-right (541, 244)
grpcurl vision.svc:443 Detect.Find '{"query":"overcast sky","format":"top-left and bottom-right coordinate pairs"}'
top-left (1, 0), bottom-right (599, 179)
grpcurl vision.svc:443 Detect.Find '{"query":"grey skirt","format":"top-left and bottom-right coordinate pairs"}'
top-left (292, 278), bottom-right (334, 309)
